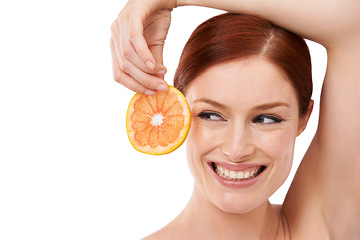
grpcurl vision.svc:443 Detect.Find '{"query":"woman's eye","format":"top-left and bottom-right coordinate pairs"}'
top-left (253, 115), bottom-right (283, 124)
top-left (197, 112), bottom-right (224, 121)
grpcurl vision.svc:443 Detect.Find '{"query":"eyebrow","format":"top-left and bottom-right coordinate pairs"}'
top-left (193, 98), bottom-right (290, 111)
top-left (253, 102), bottom-right (290, 110)
top-left (193, 98), bottom-right (228, 110)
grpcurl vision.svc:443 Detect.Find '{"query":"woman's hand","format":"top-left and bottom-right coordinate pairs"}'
top-left (110, 0), bottom-right (176, 95)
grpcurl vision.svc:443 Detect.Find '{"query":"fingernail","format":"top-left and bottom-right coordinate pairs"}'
top-left (144, 89), bottom-right (156, 95)
top-left (156, 84), bottom-right (168, 91)
top-left (157, 70), bottom-right (166, 75)
top-left (146, 61), bottom-right (155, 70)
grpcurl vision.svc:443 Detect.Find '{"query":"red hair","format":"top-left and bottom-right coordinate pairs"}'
top-left (174, 13), bottom-right (312, 116)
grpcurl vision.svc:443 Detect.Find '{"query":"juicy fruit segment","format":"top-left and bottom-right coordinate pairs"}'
top-left (126, 86), bottom-right (191, 155)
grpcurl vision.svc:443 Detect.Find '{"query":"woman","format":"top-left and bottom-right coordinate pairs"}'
top-left (110, 0), bottom-right (360, 239)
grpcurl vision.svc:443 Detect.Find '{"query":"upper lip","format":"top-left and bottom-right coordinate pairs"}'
top-left (207, 160), bottom-right (268, 171)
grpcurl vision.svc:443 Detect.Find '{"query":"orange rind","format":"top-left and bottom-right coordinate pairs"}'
top-left (126, 86), bottom-right (191, 155)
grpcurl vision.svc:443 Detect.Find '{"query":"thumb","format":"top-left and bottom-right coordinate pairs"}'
top-left (150, 44), bottom-right (167, 78)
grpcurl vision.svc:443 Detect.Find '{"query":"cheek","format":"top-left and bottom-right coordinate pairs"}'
top-left (258, 128), bottom-right (296, 182)
top-left (186, 122), bottom-right (209, 166)
top-left (263, 130), bottom-right (295, 160)
top-left (186, 121), bottom-right (220, 180)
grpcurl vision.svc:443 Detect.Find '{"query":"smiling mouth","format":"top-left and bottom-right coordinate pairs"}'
top-left (211, 162), bottom-right (266, 180)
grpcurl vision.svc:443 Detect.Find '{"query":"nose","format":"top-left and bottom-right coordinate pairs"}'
top-left (222, 123), bottom-right (255, 162)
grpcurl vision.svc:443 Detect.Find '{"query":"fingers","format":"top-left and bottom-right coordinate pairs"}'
top-left (150, 44), bottom-right (165, 68)
top-left (110, 38), bottom-right (167, 95)
top-left (149, 44), bottom-right (167, 76)
top-left (112, 10), bottom-right (165, 75)
top-left (129, 16), bottom-right (157, 70)
top-left (110, 1), bottom-right (171, 94)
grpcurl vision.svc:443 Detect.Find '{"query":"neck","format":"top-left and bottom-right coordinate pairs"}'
top-left (172, 185), bottom-right (282, 240)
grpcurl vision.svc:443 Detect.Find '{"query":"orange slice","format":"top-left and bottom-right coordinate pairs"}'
top-left (126, 86), bottom-right (191, 155)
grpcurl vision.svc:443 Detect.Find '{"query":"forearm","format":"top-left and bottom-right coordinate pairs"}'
top-left (177, 0), bottom-right (360, 48)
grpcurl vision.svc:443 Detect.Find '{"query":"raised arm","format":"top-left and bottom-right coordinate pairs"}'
top-left (179, 0), bottom-right (360, 48)
top-left (111, 0), bottom-right (359, 93)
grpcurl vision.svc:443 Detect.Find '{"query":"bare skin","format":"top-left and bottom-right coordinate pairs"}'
top-left (146, 59), bottom-right (300, 239)
top-left (110, 0), bottom-right (360, 239)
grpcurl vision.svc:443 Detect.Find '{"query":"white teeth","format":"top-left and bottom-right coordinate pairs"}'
top-left (230, 171), bottom-right (236, 179)
top-left (237, 171), bottom-right (244, 179)
top-left (214, 164), bottom-right (263, 180)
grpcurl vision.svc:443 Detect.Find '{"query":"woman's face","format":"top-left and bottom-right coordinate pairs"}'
top-left (185, 58), bottom-right (308, 213)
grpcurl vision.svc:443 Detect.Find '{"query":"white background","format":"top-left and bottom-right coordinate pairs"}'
top-left (0, 1), bottom-right (326, 239)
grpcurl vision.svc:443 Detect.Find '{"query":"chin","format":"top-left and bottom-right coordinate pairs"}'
top-left (210, 191), bottom-right (267, 214)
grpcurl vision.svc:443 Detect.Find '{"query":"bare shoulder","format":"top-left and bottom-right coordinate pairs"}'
top-left (142, 231), bottom-right (165, 240)
top-left (142, 226), bottom-right (172, 240)
top-left (142, 221), bottom-right (183, 240)
top-left (142, 230), bottom-right (170, 240)
top-left (271, 204), bottom-right (325, 239)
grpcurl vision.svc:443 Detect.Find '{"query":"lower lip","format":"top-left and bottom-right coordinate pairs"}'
top-left (208, 163), bottom-right (266, 189)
